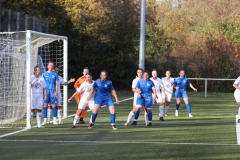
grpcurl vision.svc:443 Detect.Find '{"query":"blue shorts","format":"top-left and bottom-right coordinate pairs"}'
top-left (94, 96), bottom-right (114, 107)
top-left (43, 89), bottom-right (58, 105)
top-left (136, 96), bottom-right (153, 109)
top-left (175, 90), bottom-right (188, 99)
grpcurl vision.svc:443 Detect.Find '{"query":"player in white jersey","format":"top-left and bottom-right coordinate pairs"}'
top-left (30, 66), bottom-right (47, 128)
top-left (124, 68), bottom-right (143, 126)
top-left (68, 73), bottom-right (95, 128)
top-left (233, 76), bottom-right (240, 123)
top-left (54, 66), bottom-right (75, 124)
top-left (162, 70), bottom-right (174, 116)
top-left (150, 69), bottom-right (166, 121)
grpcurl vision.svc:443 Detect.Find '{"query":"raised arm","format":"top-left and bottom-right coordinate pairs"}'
top-left (111, 89), bottom-right (119, 104)
top-left (62, 78), bottom-right (75, 86)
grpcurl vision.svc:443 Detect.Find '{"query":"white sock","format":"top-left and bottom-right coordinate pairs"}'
top-left (47, 109), bottom-right (51, 123)
top-left (37, 112), bottom-right (42, 126)
top-left (73, 115), bottom-right (79, 125)
top-left (58, 109), bottom-right (62, 123)
top-left (53, 117), bottom-right (57, 122)
top-left (30, 112), bottom-right (34, 124)
top-left (165, 106), bottom-right (169, 114)
top-left (144, 112), bottom-right (149, 123)
top-left (159, 105), bottom-right (164, 117)
top-left (43, 118), bottom-right (47, 123)
top-left (238, 107), bottom-right (240, 118)
top-left (89, 115), bottom-right (92, 123)
top-left (126, 111), bottom-right (134, 123)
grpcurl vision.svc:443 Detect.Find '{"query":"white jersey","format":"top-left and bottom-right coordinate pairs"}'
top-left (30, 75), bottom-right (46, 94)
top-left (234, 77), bottom-right (240, 89)
top-left (132, 77), bottom-right (140, 97)
top-left (58, 75), bottom-right (66, 94)
top-left (150, 77), bottom-right (164, 95)
top-left (162, 77), bottom-right (174, 93)
top-left (77, 80), bottom-right (95, 101)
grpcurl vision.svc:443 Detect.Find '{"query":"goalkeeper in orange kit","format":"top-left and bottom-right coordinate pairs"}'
top-left (74, 67), bottom-right (89, 124)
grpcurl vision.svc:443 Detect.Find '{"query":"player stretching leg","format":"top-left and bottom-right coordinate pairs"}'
top-left (68, 73), bottom-right (95, 128)
top-left (233, 76), bottom-right (240, 123)
top-left (87, 70), bottom-right (119, 130)
top-left (74, 67), bottom-right (89, 124)
top-left (174, 70), bottom-right (197, 117)
top-left (30, 66), bottom-right (47, 128)
top-left (150, 69), bottom-right (165, 121)
top-left (132, 71), bottom-right (156, 126)
top-left (42, 62), bottom-right (59, 125)
top-left (162, 70), bottom-right (174, 116)
top-left (124, 68), bottom-right (143, 126)
top-left (54, 66), bottom-right (75, 124)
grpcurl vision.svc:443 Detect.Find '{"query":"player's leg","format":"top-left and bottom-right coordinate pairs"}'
top-left (157, 94), bottom-right (165, 121)
top-left (79, 109), bottom-right (87, 124)
top-left (57, 93), bottom-right (63, 124)
top-left (49, 90), bottom-right (58, 124)
top-left (42, 90), bottom-right (50, 125)
top-left (145, 98), bottom-right (153, 126)
top-left (124, 95), bottom-right (137, 126)
top-left (182, 91), bottom-right (193, 117)
top-left (106, 98), bottom-right (117, 130)
top-left (36, 96), bottom-right (44, 128)
top-left (47, 103), bottom-right (52, 124)
top-left (87, 101), bottom-right (95, 124)
top-left (88, 104), bottom-right (101, 129)
top-left (165, 92), bottom-right (172, 116)
top-left (71, 100), bottom-right (87, 128)
top-left (175, 90), bottom-right (181, 116)
top-left (233, 90), bottom-right (240, 122)
top-left (30, 95), bottom-right (37, 125)
top-left (132, 98), bottom-right (144, 125)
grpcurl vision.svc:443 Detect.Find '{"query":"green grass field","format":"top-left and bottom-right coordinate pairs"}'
top-left (0, 91), bottom-right (240, 160)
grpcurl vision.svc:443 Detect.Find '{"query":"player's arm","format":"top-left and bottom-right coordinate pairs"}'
top-left (87, 87), bottom-right (94, 101)
top-left (68, 90), bottom-right (81, 103)
top-left (152, 87), bottom-right (157, 100)
top-left (62, 78), bottom-right (76, 86)
top-left (189, 83), bottom-right (197, 92)
top-left (233, 84), bottom-right (240, 90)
top-left (111, 89), bottom-right (119, 104)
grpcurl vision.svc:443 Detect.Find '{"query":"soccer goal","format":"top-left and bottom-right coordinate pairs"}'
top-left (0, 30), bottom-right (68, 129)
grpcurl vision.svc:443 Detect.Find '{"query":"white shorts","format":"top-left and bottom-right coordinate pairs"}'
top-left (78, 99), bottom-right (94, 110)
top-left (57, 92), bottom-right (62, 106)
top-left (165, 92), bottom-right (173, 102)
top-left (133, 94), bottom-right (138, 106)
top-left (31, 94), bottom-right (43, 110)
top-left (152, 94), bottom-right (163, 104)
top-left (234, 90), bottom-right (240, 103)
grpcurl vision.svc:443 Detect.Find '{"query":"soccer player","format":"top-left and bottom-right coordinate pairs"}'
top-left (54, 66), bottom-right (75, 124)
top-left (87, 70), bottom-right (119, 130)
top-left (68, 73), bottom-right (95, 128)
top-left (150, 69), bottom-right (166, 121)
top-left (30, 66), bottom-right (47, 128)
top-left (74, 67), bottom-right (89, 124)
top-left (233, 76), bottom-right (240, 123)
top-left (162, 70), bottom-right (174, 116)
top-left (124, 68), bottom-right (144, 126)
top-left (132, 71), bottom-right (156, 126)
top-left (42, 62), bottom-right (59, 125)
top-left (174, 70), bottom-right (197, 117)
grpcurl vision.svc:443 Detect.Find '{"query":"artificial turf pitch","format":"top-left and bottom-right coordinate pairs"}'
top-left (0, 91), bottom-right (240, 160)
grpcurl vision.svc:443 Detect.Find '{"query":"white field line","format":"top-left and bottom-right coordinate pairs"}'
top-left (0, 139), bottom-right (239, 146)
top-left (0, 97), bottom-right (133, 139)
top-left (236, 115), bottom-right (240, 145)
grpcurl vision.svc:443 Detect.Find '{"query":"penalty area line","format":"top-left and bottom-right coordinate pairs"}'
top-left (0, 139), bottom-right (239, 146)
top-left (0, 97), bottom-right (133, 139)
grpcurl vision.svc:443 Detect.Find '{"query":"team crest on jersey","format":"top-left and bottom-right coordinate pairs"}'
top-left (34, 83), bottom-right (41, 89)
top-left (147, 83), bottom-right (150, 86)
top-left (52, 75), bottom-right (55, 78)
top-left (104, 84), bottom-right (108, 88)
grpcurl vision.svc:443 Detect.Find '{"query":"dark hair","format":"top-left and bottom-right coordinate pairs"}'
top-left (143, 71), bottom-right (149, 75)
top-left (166, 70), bottom-right (171, 73)
top-left (152, 68), bottom-right (157, 72)
top-left (137, 68), bottom-right (144, 72)
top-left (83, 67), bottom-right (89, 70)
top-left (48, 61), bottom-right (54, 65)
top-left (34, 65), bottom-right (40, 71)
top-left (86, 73), bottom-right (92, 77)
top-left (54, 66), bottom-right (59, 69)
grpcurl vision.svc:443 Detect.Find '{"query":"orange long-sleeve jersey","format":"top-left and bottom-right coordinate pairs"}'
top-left (74, 75), bottom-right (86, 105)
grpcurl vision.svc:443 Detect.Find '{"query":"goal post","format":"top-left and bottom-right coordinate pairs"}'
top-left (0, 30), bottom-right (68, 129)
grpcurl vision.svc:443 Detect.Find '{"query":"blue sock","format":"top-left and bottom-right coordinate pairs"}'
top-left (91, 113), bottom-right (98, 124)
top-left (43, 107), bottom-right (47, 118)
top-left (186, 104), bottom-right (191, 114)
top-left (52, 107), bottom-right (57, 117)
top-left (110, 114), bottom-right (116, 124)
top-left (134, 110), bottom-right (140, 120)
top-left (176, 104), bottom-right (180, 110)
top-left (147, 112), bottom-right (152, 122)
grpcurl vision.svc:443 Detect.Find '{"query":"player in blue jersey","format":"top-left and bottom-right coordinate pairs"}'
top-left (174, 70), bottom-right (197, 117)
top-left (42, 62), bottom-right (59, 125)
top-left (132, 71), bottom-right (156, 126)
top-left (87, 70), bottom-right (119, 130)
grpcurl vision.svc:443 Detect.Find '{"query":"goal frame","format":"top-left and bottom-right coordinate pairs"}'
top-left (26, 30), bottom-right (68, 129)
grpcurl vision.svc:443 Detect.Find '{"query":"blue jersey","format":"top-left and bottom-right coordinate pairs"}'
top-left (93, 79), bottom-right (114, 100)
top-left (136, 79), bottom-right (155, 98)
top-left (42, 71), bottom-right (59, 90)
top-left (174, 77), bottom-right (190, 91)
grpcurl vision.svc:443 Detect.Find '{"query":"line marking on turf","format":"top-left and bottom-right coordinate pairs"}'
top-left (236, 115), bottom-right (240, 145)
top-left (0, 97), bottom-right (133, 139)
top-left (0, 139), bottom-right (239, 146)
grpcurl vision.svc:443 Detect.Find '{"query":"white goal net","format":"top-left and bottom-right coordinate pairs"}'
top-left (0, 30), bottom-right (68, 128)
